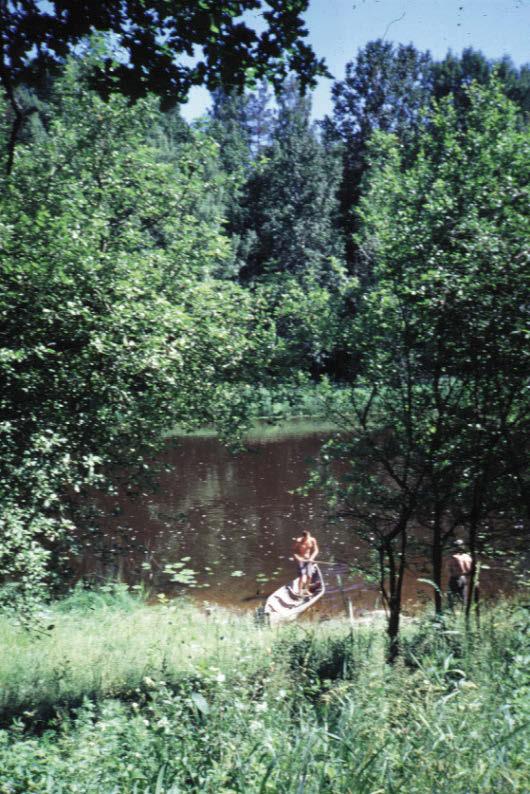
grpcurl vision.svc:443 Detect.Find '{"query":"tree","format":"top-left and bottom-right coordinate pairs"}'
top-left (499, 59), bottom-right (530, 117)
top-left (325, 40), bottom-right (433, 271)
top-left (431, 48), bottom-right (490, 111)
top-left (326, 42), bottom-right (530, 278)
top-left (238, 79), bottom-right (344, 286)
top-left (206, 82), bottom-right (274, 277)
top-left (223, 78), bottom-right (352, 375)
top-left (314, 80), bottom-right (529, 656)
top-left (0, 64), bottom-right (273, 610)
top-left (245, 81), bottom-right (275, 156)
top-left (432, 49), bottom-right (530, 119)
top-left (360, 79), bottom-right (528, 614)
top-left (0, 0), bottom-right (327, 173)
top-left (209, 89), bottom-right (253, 178)
top-left (1, 0), bottom-right (325, 100)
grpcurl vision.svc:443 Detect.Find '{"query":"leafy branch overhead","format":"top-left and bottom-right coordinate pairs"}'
top-left (0, 1), bottom-right (328, 106)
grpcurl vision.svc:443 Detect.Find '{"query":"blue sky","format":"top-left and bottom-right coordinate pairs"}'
top-left (181, 0), bottom-right (529, 121)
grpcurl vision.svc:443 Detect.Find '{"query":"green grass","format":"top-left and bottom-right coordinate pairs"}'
top-left (168, 417), bottom-right (339, 442)
top-left (0, 592), bottom-right (528, 793)
top-left (0, 585), bottom-right (271, 723)
top-left (167, 381), bottom-right (349, 440)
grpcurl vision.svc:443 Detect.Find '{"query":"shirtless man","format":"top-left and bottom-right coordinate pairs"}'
top-left (292, 530), bottom-right (319, 596)
top-left (448, 539), bottom-right (472, 608)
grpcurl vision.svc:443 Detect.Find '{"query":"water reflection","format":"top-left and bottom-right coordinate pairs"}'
top-left (82, 422), bottom-right (518, 616)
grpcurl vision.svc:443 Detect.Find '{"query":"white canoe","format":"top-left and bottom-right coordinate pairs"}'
top-left (264, 565), bottom-right (325, 626)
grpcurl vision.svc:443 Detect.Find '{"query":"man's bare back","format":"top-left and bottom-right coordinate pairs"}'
top-left (448, 542), bottom-right (473, 606)
top-left (449, 552), bottom-right (472, 578)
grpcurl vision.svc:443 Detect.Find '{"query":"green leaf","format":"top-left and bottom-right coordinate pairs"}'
top-left (190, 692), bottom-right (210, 715)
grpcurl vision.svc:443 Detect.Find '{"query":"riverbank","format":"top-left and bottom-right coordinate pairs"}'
top-left (0, 589), bottom-right (528, 793)
top-left (166, 381), bottom-right (349, 439)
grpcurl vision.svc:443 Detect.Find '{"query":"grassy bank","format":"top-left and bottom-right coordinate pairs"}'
top-left (0, 586), bottom-right (271, 724)
top-left (0, 590), bottom-right (528, 793)
top-left (167, 381), bottom-right (349, 440)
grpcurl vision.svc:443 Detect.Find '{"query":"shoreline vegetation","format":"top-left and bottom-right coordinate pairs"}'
top-left (0, 588), bottom-right (528, 792)
top-left (166, 382), bottom-right (346, 440)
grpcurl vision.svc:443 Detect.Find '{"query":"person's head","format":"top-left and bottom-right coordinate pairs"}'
top-left (302, 530), bottom-right (310, 538)
top-left (452, 538), bottom-right (465, 551)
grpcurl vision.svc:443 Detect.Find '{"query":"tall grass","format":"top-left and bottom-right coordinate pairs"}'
top-left (0, 593), bottom-right (528, 793)
top-left (0, 584), bottom-right (270, 722)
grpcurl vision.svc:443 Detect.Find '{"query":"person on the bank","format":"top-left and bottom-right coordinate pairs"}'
top-left (448, 539), bottom-right (472, 607)
top-left (292, 530), bottom-right (319, 596)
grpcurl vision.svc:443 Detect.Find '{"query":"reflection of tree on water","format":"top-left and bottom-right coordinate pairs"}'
top-left (80, 426), bottom-right (519, 613)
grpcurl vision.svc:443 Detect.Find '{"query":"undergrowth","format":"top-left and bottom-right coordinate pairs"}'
top-left (0, 591), bottom-right (528, 793)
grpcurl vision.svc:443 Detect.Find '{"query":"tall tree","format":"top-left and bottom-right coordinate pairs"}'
top-left (207, 83), bottom-right (276, 278)
top-left (432, 48), bottom-right (530, 118)
top-left (325, 39), bottom-right (433, 271)
top-left (209, 89), bottom-right (253, 178)
top-left (239, 78), bottom-right (344, 286)
top-left (314, 80), bottom-right (529, 655)
top-left (245, 81), bottom-right (275, 156)
top-left (327, 42), bottom-right (529, 279)
top-left (499, 59), bottom-right (530, 117)
top-left (0, 65), bottom-right (273, 610)
top-left (227, 79), bottom-right (351, 374)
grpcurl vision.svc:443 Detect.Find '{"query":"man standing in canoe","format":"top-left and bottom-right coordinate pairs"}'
top-left (292, 530), bottom-right (319, 596)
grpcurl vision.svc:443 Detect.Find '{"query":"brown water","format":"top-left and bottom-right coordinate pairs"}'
top-left (83, 421), bottom-right (521, 617)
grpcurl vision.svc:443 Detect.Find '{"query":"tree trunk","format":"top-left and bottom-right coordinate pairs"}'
top-left (464, 469), bottom-right (486, 627)
top-left (465, 506), bottom-right (480, 627)
top-left (385, 519), bottom-right (408, 664)
top-left (432, 504), bottom-right (443, 615)
top-left (387, 597), bottom-right (401, 664)
top-left (0, 63), bottom-right (36, 175)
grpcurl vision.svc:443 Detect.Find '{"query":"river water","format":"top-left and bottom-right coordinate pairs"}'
top-left (84, 421), bottom-right (520, 618)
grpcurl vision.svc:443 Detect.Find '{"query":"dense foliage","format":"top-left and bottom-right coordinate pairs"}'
top-left (310, 80), bottom-right (529, 656)
top-left (0, 65), bottom-right (273, 610)
top-left (1, 1), bottom-right (326, 103)
top-left (0, 28), bottom-right (528, 637)
top-left (0, 0), bottom-right (327, 174)
top-left (325, 41), bottom-right (530, 271)
top-left (0, 595), bottom-right (528, 793)
top-left (0, 14), bottom-right (528, 788)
